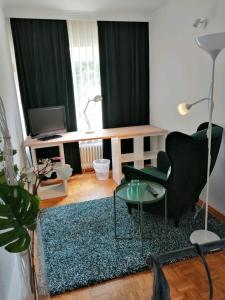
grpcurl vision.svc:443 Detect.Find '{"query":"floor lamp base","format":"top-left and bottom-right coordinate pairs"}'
top-left (190, 229), bottom-right (220, 244)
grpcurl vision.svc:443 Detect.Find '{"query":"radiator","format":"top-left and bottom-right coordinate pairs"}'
top-left (79, 140), bottom-right (103, 170)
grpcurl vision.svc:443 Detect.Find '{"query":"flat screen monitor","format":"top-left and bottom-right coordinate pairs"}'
top-left (28, 106), bottom-right (67, 137)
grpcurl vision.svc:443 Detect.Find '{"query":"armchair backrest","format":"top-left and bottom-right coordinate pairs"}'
top-left (166, 122), bottom-right (223, 219)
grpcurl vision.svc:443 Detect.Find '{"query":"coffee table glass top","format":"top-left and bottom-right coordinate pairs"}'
top-left (115, 180), bottom-right (165, 204)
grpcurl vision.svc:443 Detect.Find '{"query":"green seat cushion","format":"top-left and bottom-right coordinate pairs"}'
top-left (141, 166), bottom-right (167, 182)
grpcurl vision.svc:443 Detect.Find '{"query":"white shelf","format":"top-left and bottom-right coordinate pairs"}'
top-left (52, 161), bottom-right (63, 169)
top-left (38, 161), bottom-right (63, 171)
top-left (143, 151), bottom-right (158, 160)
top-left (29, 143), bottom-right (68, 200)
top-left (121, 151), bottom-right (158, 163)
top-left (38, 182), bottom-right (67, 200)
top-left (25, 125), bottom-right (167, 186)
top-left (121, 153), bottom-right (142, 163)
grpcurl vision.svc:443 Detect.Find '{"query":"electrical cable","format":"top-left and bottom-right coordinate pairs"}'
top-left (148, 241), bottom-right (217, 300)
top-left (194, 243), bottom-right (213, 300)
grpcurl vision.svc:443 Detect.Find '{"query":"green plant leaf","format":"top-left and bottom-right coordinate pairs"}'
top-left (6, 231), bottom-right (30, 253)
top-left (0, 184), bottom-right (40, 253)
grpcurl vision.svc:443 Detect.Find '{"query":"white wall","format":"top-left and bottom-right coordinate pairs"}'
top-left (0, 9), bottom-right (24, 166)
top-left (149, 0), bottom-right (225, 213)
top-left (0, 4), bottom-right (28, 300)
top-left (4, 6), bottom-right (150, 21)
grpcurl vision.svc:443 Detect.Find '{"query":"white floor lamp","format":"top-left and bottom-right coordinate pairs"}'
top-left (178, 32), bottom-right (225, 244)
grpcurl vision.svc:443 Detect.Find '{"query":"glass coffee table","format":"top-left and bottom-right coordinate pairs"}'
top-left (113, 179), bottom-right (167, 255)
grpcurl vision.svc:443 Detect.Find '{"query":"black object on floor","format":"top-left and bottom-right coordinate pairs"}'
top-left (148, 239), bottom-right (225, 300)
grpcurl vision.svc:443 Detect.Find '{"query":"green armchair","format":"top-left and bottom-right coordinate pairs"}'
top-left (122, 123), bottom-right (223, 227)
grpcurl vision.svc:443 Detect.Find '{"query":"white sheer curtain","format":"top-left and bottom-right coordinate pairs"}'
top-left (67, 21), bottom-right (102, 131)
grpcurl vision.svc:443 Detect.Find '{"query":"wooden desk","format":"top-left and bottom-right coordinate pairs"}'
top-left (24, 125), bottom-right (167, 197)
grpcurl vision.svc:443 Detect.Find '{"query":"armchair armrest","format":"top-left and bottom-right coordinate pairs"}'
top-left (157, 151), bottom-right (170, 174)
top-left (122, 165), bottom-right (152, 182)
top-left (122, 165), bottom-right (167, 187)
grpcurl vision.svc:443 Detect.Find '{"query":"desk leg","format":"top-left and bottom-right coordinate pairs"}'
top-left (150, 136), bottom-right (158, 167)
top-left (31, 148), bottom-right (38, 167)
top-left (140, 202), bottom-right (144, 256)
top-left (134, 137), bottom-right (144, 169)
top-left (59, 144), bottom-right (68, 194)
top-left (151, 135), bottom-right (166, 166)
top-left (158, 135), bottom-right (166, 152)
top-left (111, 137), bottom-right (122, 184)
top-left (59, 144), bottom-right (65, 164)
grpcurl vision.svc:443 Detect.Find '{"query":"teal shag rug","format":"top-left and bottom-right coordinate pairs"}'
top-left (39, 197), bottom-right (225, 295)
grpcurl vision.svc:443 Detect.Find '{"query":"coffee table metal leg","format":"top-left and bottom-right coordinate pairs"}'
top-left (140, 201), bottom-right (143, 256)
top-left (113, 190), bottom-right (117, 238)
top-left (137, 202), bottom-right (139, 232)
top-left (137, 203), bottom-right (141, 253)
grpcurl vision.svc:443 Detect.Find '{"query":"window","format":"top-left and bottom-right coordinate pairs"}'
top-left (68, 21), bottom-right (102, 131)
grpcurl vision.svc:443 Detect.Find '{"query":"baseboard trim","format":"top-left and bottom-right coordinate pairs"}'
top-left (198, 199), bottom-right (225, 223)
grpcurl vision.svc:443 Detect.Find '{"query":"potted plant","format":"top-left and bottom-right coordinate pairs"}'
top-left (0, 97), bottom-right (72, 299)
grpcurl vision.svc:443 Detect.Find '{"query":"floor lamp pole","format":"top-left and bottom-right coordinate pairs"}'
top-left (204, 58), bottom-right (215, 235)
top-left (190, 54), bottom-right (220, 244)
top-left (178, 32), bottom-right (225, 244)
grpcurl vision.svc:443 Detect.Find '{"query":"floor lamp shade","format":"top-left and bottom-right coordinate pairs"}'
top-left (196, 32), bottom-right (225, 59)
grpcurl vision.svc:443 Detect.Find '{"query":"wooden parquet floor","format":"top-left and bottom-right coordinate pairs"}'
top-left (40, 172), bottom-right (225, 300)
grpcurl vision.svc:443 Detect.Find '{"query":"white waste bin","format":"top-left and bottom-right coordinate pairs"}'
top-left (93, 159), bottom-right (110, 180)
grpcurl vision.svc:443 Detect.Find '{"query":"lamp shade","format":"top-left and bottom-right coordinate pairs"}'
top-left (177, 103), bottom-right (190, 115)
top-left (196, 32), bottom-right (225, 59)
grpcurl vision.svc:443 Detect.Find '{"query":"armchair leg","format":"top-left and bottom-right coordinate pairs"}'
top-left (127, 204), bottom-right (132, 215)
top-left (174, 218), bottom-right (179, 228)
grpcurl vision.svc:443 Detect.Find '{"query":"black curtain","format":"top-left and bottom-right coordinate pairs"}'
top-left (98, 21), bottom-right (150, 163)
top-left (10, 18), bottom-right (81, 174)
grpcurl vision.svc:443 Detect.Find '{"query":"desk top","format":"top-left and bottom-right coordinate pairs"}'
top-left (24, 125), bottom-right (167, 148)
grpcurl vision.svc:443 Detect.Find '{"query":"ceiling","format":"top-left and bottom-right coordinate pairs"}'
top-left (2, 0), bottom-right (167, 15)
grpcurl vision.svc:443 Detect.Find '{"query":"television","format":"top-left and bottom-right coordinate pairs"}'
top-left (28, 106), bottom-right (67, 137)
